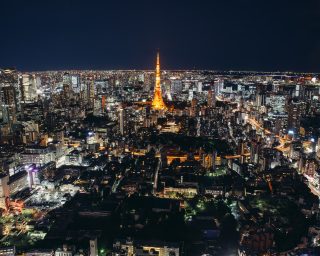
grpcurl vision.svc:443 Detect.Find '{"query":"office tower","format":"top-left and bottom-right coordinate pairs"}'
top-left (266, 94), bottom-right (286, 115)
top-left (143, 73), bottom-right (153, 92)
top-left (62, 72), bottom-right (71, 85)
top-left (71, 75), bottom-right (80, 93)
top-left (63, 84), bottom-right (71, 100)
top-left (20, 74), bottom-right (37, 102)
top-left (250, 140), bottom-right (261, 164)
top-left (151, 52), bottom-right (167, 110)
top-left (101, 95), bottom-right (106, 113)
top-left (85, 79), bottom-right (95, 108)
top-left (197, 81), bottom-right (203, 92)
top-left (188, 89), bottom-right (194, 101)
top-left (256, 92), bottom-right (266, 107)
top-left (190, 98), bottom-right (198, 117)
top-left (1, 86), bottom-right (17, 124)
top-left (170, 79), bottom-right (183, 95)
top-left (238, 139), bottom-right (246, 155)
top-left (215, 78), bottom-right (224, 95)
top-left (207, 89), bottom-right (216, 107)
top-left (119, 105), bottom-right (126, 136)
top-left (295, 84), bottom-right (300, 97)
top-left (287, 98), bottom-right (302, 133)
top-left (0, 69), bottom-right (19, 130)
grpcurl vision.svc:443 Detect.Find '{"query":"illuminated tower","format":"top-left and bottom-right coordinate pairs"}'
top-left (151, 52), bottom-right (167, 110)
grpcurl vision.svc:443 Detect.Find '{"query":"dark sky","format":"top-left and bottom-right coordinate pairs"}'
top-left (1, 0), bottom-right (320, 72)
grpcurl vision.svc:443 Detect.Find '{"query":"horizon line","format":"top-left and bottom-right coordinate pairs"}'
top-left (9, 68), bottom-right (320, 75)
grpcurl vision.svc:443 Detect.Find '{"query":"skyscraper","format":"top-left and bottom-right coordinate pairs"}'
top-left (207, 89), bottom-right (216, 108)
top-left (20, 74), bottom-right (37, 103)
top-left (287, 98), bottom-right (302, 133)
top-left (151, 52), bottom-right (167, 111)
top-left (119, 105), bottom-right (126, 136)
top-left (0, 69), bottom-right (18, 129)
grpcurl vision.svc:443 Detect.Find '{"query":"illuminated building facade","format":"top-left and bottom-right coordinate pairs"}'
top-left (119, 105), bottom-right (126, 136)
top-left (113, 239), bottom-right (180, 256)
top-left (0, 174), bottom-right (10, 209)
top-left (20, 74), bottom-right (37, 103)
top-left (287, 98), bottom-right (303, 133)
top-left (0, 69), bottom-right (19, 131)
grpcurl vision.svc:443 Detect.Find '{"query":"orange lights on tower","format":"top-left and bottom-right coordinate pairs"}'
top-left (151, 52), bottom-right (167, 111)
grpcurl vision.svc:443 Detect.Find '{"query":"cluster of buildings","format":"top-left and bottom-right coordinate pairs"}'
top-left (0, 54), bottom-right (320, 255)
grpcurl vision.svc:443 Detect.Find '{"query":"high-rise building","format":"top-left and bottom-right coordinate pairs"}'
top-left (250, 140), bottom-right (261, 164)
top-left (0, 69), bottom-right (19, 129)
top-left (71, 75), bottom-right (80, 93)
top-left (170, 79), bottom-right (183, 96)
top-left (151, 52), bottom-right (167, 110)
top-left (207, 90), bottom-right (216, 107)
top-left (266, 94), bottom-right (286, 115)
top-left (287, 98), bottom-right (302, 133)
top-left (20, 74), bottom-right (37, 102)
top-left (62, 72), bottom-right (72, 85)
top-left (1, 86), bottom-right (17, 124)
top-left (119, 105), bottom-right (126, 136)
top-left (0, 174), bottom-right (10, 209)
top-left (256, 92), bottom-right (266, 107)
top-left (86, 79), bottom-right (95, 108)
top-left (89, 238), bottom-right (98, 256)
top-left (197, 81), bottom-right (203, 92)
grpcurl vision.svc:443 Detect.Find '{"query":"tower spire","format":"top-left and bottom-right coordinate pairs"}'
top-left (152, 51), bottom-right (167, 110)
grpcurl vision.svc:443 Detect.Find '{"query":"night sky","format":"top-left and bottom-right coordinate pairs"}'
top-left (1, 0), bottom-right (320, 72)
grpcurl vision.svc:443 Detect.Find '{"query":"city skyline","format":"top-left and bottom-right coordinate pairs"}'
top-left (1, 54), bottom-right (320, 255)
top-left (1, 1), bottom-right (320, 256)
